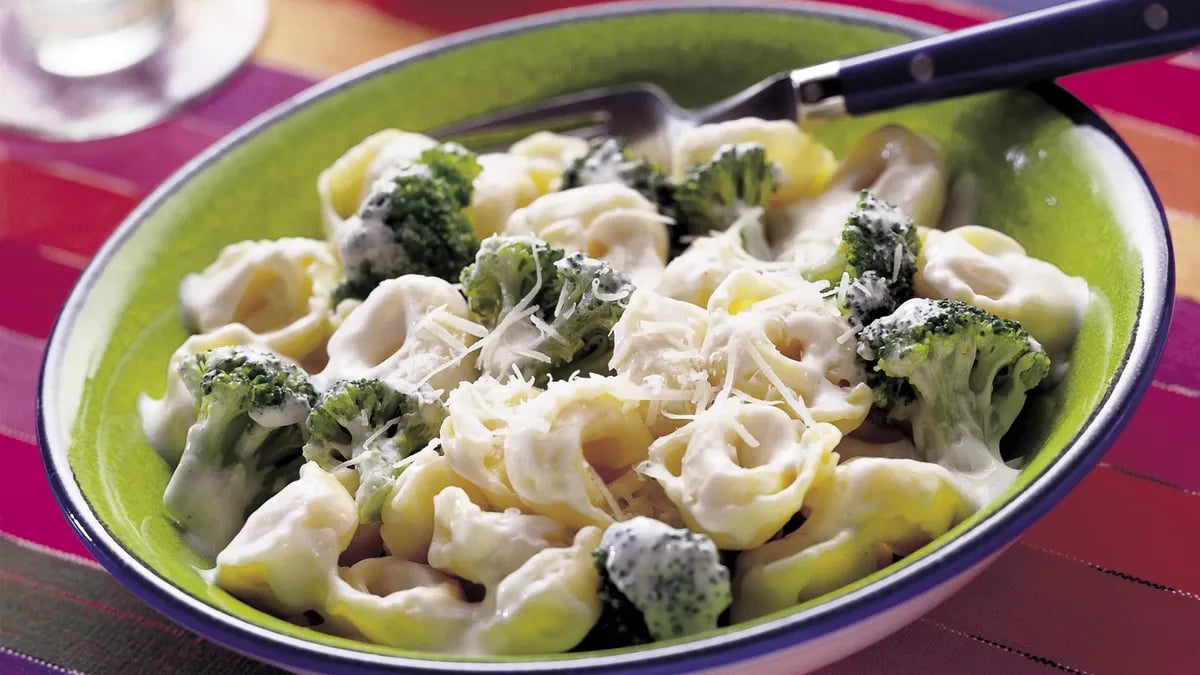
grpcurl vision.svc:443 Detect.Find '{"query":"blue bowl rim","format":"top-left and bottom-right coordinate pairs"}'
top-left (35, 1), bottom-right (1175, 673)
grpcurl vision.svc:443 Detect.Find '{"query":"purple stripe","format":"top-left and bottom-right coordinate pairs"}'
top-left (1102, 385), bottom-right (1200, 491)
top-left (0, 647), bottom-right (73, 675)
top-left (1156, 299), bottom-right (1200, 391)
top-left (186, 64), bottom-right (315, 129)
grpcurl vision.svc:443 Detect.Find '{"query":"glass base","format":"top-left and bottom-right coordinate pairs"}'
top-left (0, 0), bottom-right (268, 142)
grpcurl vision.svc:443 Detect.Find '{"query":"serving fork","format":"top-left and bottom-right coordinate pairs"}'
top-left (432, 0), bottom-right (1199, 152)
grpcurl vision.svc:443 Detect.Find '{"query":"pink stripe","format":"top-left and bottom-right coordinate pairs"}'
top-left (1102, 386), bottom-right (1200, 492)
top-left (0, 119), bottom-right (222, 194)
top-left (818, 616), bottom-right (1055, 674)
top-left (929, 545), bottom-right (1200, 673)
top-left (0, 435), bottom-right (92, 559)
top-left (0, 328), bottom-right (42, 445)
top-left (0, 238), bottom-right (80, 339)
top-left (185, 64), bottom-right (314, 129)
top-left (1157, 299), bottom-right (1200, 391)
top-left (1061, 62), bottom-right (1200, 137)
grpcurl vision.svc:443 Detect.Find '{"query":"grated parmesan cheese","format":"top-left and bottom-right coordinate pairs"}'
top-left (742, 337), bottom-right (816, 426)
top-left (731, 417), bottom-right (761, 449)
top-left (529, 314), bottom-right (569, 346)
top-left (588, 465), bottom-right (625, 520)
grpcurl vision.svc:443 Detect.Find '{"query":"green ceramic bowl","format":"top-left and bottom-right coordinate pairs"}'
top-left (39, 2), bottom-right (1173, 673)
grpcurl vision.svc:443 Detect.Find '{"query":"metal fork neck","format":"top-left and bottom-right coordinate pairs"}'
top-left (791, 62), bottom-right (847, 119)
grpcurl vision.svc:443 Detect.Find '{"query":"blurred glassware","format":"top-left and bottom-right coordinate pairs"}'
top-left (16, 0), bottom-right (174, 77)
top-left (0, 0), bottom-right (267, 141)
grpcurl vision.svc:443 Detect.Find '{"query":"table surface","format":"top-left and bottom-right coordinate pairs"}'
top-left (1, 1), bottom-right (1198, 673)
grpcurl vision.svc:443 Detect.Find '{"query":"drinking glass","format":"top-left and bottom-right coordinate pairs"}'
top-left (0, 0), bottom-right (268, 141)
top-left (15, 0), bottom-right (174, 77)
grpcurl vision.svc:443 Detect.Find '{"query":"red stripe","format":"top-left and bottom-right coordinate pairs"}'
top-left (0, 158), bottom-right (139, 257)
top-left (1101, 387), bottom-right (1200, 493)
top-left (1022, 465), bottom-right (1200, 597)
top-left (0, 436), bottom-right (92, 560)
top-left (930, 544), bottom-right (1200, 673)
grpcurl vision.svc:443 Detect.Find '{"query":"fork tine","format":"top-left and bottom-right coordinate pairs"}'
top-left (428, 84), bottom-right (642, 139)
top-left (440, 122), bottom-right (612, 154)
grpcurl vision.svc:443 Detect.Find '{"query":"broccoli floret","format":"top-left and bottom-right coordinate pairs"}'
top-left (560, 137), bottom-right (674, 209)
top-left (459, 235), bottom-right (565, 329)
top-left (418, 142), bottom-right (482, 207)
top-left (810, 191), bottom-right (920, 328)
top-left (672, 143), bottom-right (779, 237)
top-left (858, 298), bottom-right (1051, 480)
top-left (163, 346), bottom-right (317, 557)
top-left (546, 252), bottom-right (634, 376)
top-left (303, 378), bottom-right (446, 522)
top-left (461, 236), bottom-right (633, 385)
top-left (584, 517), bottom-right (731, 648)
top-left (335, 148), bottom-right (482, 301)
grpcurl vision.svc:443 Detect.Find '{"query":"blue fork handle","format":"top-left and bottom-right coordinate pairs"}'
top-left (831, 0), bottom-right (1200, 116)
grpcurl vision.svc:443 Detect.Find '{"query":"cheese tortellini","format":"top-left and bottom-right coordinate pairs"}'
top-left (671, 117), bottom-right (837, 204)
top-left (655, 213), bottom-right (791, 308)
top-left (504, 377), bottom-right (655, 529)
top-left (469, 153), bottom-right (543, 240)
top-left (440, 376), bottom-right (542, 511)
top-left (508, 130), bottom-right (590, 193)
top-left (916, 225), bottom-right (1090, 369)
top-left (732, 457), bottom-right (973, 620)
top-left (317, 275), bottom-right (483, 393)
top-left (702, 269), bottom-right (874, 432)
top-left (379, 448), bottom-right (489, 563)
top-left (469, 527), bottom-right (603, 655)
top-left (214, 462), bottom-right (357, 620)
top-left (610, 288), bottom-right (711, 431)
top-left (502, 184), bottom-right (671, 287)
top-left (643, 400), bottom-right (840, 549)
top-left (428, 487), bottom-right (573, 588)
top-left (317, 129), bottom-right (438, 238)
top-left (324, 519), bottom-right (602, 655)
top-left (770, 124), bottom-right (947, 270)
top-left (179, 237), bottom-right (341, 369)
top-left (323, 556), bottom-right (474, 651)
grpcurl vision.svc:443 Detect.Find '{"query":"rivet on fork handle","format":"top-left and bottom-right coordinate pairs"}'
top-left (790, 62), bottom-right (848, 120)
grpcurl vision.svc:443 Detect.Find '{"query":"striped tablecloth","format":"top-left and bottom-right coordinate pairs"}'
top-left (1, 1), bottom-right (1197, 673)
